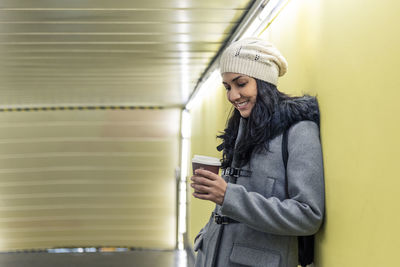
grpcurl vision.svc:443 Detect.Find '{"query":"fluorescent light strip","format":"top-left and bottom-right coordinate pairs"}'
top-left (177, 110), bottom-right (191, 250)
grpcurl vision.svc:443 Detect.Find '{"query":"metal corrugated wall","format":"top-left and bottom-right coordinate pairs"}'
top-left (0, 0), bottom-right (252, 107)
top-left (0, 0), bottom-right (255, 251)
top-left (0, 109), bottom-right (179, 251)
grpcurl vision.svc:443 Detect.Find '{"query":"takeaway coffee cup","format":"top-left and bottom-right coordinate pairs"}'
top-left (192, 155), bottom-right (221, 175)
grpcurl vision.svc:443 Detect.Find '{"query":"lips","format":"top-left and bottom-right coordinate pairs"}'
top-left (236, 101), bottom-right (249, 109)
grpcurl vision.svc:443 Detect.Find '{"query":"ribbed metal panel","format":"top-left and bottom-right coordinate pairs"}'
top-left (0, 109), bottom-right (180, 251)
top-left (0, 0), bottom-right (254, 251)
top-left (0, 0), bottom-right (254, 107)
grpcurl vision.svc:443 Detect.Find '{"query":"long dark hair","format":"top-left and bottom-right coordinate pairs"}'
top-left (217, 79), bottom-right (298, 168)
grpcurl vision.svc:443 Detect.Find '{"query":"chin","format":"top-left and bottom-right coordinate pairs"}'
top-left (237, 105), bottom-right (254, 118)
top-left (239, 111), bottom-right (250, 118)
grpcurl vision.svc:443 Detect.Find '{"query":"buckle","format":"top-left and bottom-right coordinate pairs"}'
top-left (223, 167), bottom-right (251, 178)
top-left (214, 214), bottom-right (228, 225)
top-left (228, 167), bottom-right (238, 177)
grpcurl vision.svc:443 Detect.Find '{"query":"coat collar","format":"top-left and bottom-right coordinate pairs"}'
top-left (239, 95), bottom-right (320, 140)
top-left (278, 95), bottom-right (320, 128)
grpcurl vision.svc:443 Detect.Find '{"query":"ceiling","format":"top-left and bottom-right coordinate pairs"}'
top-left (0, 0), bottom-right (256, 108)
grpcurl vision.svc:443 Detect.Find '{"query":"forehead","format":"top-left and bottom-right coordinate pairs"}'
top-left (222, 72), bottom-right (250, 82)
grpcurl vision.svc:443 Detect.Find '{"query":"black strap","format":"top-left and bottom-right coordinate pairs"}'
top-left (222, 167), bottom-right (252, 178)
top-left (282, 128), bottom-right (315, 267)
top-left (210, 165), bottom-right (245, 267)
top-left (282, 129), bottom-right (289, 197)
top-left (212, 212), bottom-right (239, 224)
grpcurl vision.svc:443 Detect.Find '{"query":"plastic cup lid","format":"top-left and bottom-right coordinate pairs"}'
top-left (192, 155), bottom-right (221, 166)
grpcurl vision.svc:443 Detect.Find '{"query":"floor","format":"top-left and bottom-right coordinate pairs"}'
top-left (0, 249), bottom-right (195, 267)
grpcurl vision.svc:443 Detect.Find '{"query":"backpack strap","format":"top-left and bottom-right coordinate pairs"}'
top-left (282, 127), bottom-right (315, 267)
top-left (282, 129), bottom-right (289, 198)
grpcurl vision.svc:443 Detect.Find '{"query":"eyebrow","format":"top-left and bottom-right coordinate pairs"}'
top-left (222, 75), bottom-right (243, 84)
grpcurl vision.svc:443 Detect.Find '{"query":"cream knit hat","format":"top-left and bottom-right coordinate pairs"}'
top-left (219, 37), bottom-right (288, 85)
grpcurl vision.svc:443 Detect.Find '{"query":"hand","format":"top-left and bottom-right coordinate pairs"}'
top-left (190, 169), bottom-right (227, 206)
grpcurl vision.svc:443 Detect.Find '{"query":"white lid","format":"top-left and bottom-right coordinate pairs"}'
top-left (192, 155), bottom-right (221, 166)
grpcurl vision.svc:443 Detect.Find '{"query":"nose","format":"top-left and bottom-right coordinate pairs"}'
top-left (227, 87), bottom-right (241, 102)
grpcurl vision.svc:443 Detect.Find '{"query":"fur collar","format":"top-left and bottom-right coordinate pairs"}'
top-left (262, 95), bottom-right (320, 141)
top-left (277, 95), bottom-right (320, 129)
top-left (238, 95), bottom-right (320, 141)
top-left (220, 95), bottom-right (320, 158)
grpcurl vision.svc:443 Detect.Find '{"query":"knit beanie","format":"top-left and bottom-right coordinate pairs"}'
top-left (219, 37), bottom-right (288, 85)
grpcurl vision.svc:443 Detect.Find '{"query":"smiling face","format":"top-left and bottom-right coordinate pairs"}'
top-left (222, 72), bottom-right (258, 118)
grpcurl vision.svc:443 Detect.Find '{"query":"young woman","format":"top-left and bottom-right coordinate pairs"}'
top-left (190, 37), bottom-right (325, 267)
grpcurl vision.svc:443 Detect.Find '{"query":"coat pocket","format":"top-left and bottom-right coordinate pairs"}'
top-left (229, 243), bottom-right (280, 267)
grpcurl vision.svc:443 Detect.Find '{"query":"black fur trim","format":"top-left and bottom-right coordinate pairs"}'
top-left (262, 95), bottom-right (320, 145)
top-left (277, 95), bottom-right (320, 129)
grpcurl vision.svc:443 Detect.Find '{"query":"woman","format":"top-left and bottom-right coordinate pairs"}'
top-left (190, 37), bottom-right (325, 267)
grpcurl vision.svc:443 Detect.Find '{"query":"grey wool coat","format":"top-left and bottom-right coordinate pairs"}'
top-left (194, 96), bottom-right (325, 267)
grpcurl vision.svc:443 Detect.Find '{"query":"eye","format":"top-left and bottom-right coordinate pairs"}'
top-left (223, 84), bottom-right (231, 90)
top-left (238, 83), bottom-right (247, 87)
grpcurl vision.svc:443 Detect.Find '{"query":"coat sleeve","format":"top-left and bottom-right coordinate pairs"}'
top-left (220, 121), bottom-right (325, 236)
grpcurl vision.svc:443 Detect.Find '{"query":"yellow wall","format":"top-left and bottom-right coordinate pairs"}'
top-left (266, 0), bottom-right (400, 265)
top-left (188, 0), bottom-right (400, 266)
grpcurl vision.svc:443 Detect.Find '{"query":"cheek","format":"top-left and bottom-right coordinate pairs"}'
top-left (249, 99), bottom-right (257, 111)
top-left (226, 91), bottom-right (233, 103)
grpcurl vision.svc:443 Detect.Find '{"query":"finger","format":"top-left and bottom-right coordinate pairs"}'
top-left (190, 175), bottom-right (207, 181)
top-left (191, 176), bottom-right (214, 186)
top-left (192, 192), bottom-right (211, 200)
top-left (190, 175), bottom-right (202, 183)
top-left (194, 169), bottom-right (218, 180)
top-left (191, 183), bottom-right (210, 194)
